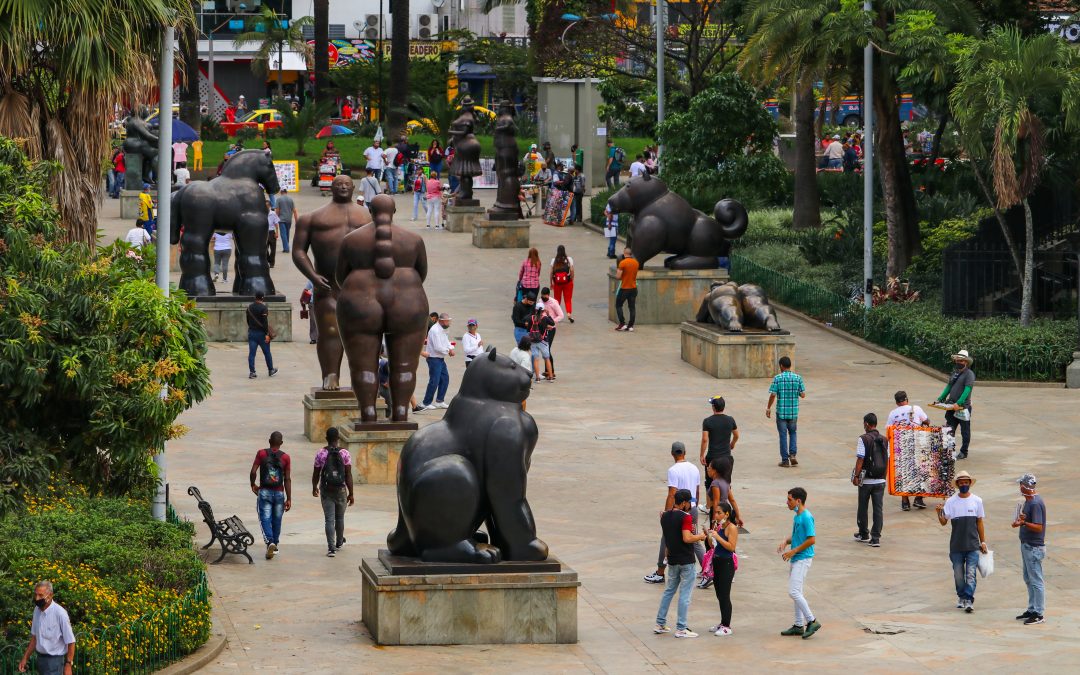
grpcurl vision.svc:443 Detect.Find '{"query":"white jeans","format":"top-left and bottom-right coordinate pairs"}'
top-left (788, 558), bottom-right (815, 626)
top-left (426, 197), bottom-right (441, 227)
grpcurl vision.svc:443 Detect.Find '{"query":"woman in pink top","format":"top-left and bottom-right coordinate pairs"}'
top-left (425, 170), bottom-right (443, 229)
top-left (518, 247), bottom-right (542, 299)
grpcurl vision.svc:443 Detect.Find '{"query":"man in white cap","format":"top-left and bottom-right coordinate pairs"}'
top-left (825, 134), bottom-right (844, 169)
top-left (416, 312), bottom-right (454, 411)
top-left (936, 349), bottom-right (975, 459)
top-left (1012, 473), bottom-right (1046, 624)
top-left (935, 470), bottom-right (987, 612)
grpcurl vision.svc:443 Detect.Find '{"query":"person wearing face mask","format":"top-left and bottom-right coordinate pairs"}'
top-left (1012, 473), bottom-right (1046, 625)
top-left (935, 349), bottom-right (975, 459)
top-left (653, 488), bottom-right (708, 638)
top-left (778, 487), bottom-right (821, 639)
top-left (18, 580), bottom-right (76, 675)
top-left (936, 471), bottom-right (987, 613)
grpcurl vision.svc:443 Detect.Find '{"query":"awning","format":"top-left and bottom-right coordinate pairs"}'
top-left (458, 62), bottom-right (496, 80)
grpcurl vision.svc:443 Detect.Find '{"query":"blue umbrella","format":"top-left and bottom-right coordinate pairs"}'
top-left (150, 117), bottom-right (199, 142)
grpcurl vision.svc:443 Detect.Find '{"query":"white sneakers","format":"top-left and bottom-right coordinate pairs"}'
top-left (433, 401), bottom-right (449, 409)
top-left (674, 629), bottom-right (698, 638)
top-left (714, 626), bottom-right (732, 637)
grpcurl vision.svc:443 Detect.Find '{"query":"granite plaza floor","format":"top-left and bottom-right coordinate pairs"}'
top-left (99, 184), bottom-right (1080, 673)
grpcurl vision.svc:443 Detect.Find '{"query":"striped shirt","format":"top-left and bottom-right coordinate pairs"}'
top-left (768, 370), bottom-right (805, 419)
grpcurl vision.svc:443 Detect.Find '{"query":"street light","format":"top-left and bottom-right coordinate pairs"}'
top-left (862, 0), bottom-right (874, 310)
top-left (656, 0), bottom-right (665, 168)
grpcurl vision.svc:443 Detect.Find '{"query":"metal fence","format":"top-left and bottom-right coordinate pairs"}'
top-left (942, 247), bottom-right (1077, 318)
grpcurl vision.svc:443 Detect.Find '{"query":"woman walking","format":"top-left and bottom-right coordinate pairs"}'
top-left (518, 247), bottom-right (542, 300)
top-left (211, 230), bottom-right (233, 283)
top-left (705, 501), bottom-right (738, 637)
top-left (550, 245), bottom-right (575, 322)
top-left (411, 171), bottom-right (425, 221)
top-left (428, 139), bottom-right (444, 175)
top-left (425, 170), bottom-right (443, 229)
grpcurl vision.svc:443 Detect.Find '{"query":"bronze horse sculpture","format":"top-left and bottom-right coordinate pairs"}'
top-left (170, 150), bottom-right (281, 297)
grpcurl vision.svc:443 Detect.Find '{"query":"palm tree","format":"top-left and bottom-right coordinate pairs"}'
top-left (389, 0), bottom-right (411, 140)
top-left (396, 95), bottom-right (460, 147)
top-left (314, 0), bottom-right (330, 103)
top-left (233, 6), bottom-right (313, 100)
top-left (273, 99), bottom-right (334, 157)
top-left (0, 0), bottom-right (195, 245)
top-left (950, 26), bottom-right (1080, 326)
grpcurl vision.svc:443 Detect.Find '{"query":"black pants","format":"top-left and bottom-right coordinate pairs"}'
top-left (712, 553), bottom-right (736, 627)
top-left (267, 231), bottom-right (277, 267)
top-left (615, 288), bottom-right (637, 327)
top-left (857, 482), bottom-right (885, 539)
top-left (945, 409), bottom-right (971, 456)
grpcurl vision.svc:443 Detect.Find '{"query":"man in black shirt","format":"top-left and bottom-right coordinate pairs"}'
top-left (653, 489), bottom-right (707, 638)
top-left (699, 396), bottom-right (738, 514)
top-left (247, 291), bottom-right (278, 379)
top-left (511, 293), bottom-right (536, 345)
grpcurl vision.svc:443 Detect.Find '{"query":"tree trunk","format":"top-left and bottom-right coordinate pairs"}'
top-left (792, 78), bottom-right (822, 230)
top-left (178, 4), bottom-right (202, 134)
top-left (873, 69), bottom-right (920, 277)
top-left (314, 0), bottom-right (329, 103)
top-left (277, 42), bottom-right (284, 100)
top-left (1020, 197), bottom-right (1035, 326)
top-left (388, 0), bottom-right (410, 140)
top-left (928, 113), bottom-right (948, 166)
top-left (972, 163), bottom-right (1023, 275)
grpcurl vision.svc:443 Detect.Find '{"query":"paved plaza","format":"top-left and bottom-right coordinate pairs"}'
top-left (100, 187), bottom-right (1080, 672)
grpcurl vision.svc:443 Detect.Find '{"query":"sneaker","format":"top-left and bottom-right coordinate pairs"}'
top-left (653, 624), bottom-right (671, 634)
top-left (268, 368), bottom-right (279, 377)
top-left (326, 548), bottom-right (336, 557)
top-left (615, 324), bottom-right (626, 331)
top-left (780, 624), bottom-right (805, 636)
top-left (802, 620), bottom-right (821, 639)
top-left (913, 498), bottom-right (927, 509)
top-left (957, 453), bottom-right (968, 460)
top-left (965, 601), bottom-right (974, 613)
top-left (1023, 614), bottom-right (1044, 625)
top-left (1016, 610), bottom-right (1035, 620)
top-left (778, 460), bottom-right (792, 468)
top-left (674, 629), bottom-right (698, 639)
top-left (433, 401), bottom-right (449, 409)
top-left (413, 405), bottom-right (429, 413)
top-left (853, 533), bottom-right (870, 543)
top-left (335, 538), bottom-right (346, 549)
top-left (714, 625), bottom-right (732, 637)
top-left (956, 599), bottom-right (965, 609)
top-left (789, 456), bottom-right (799, 466)
top-left (901, 502), bottom-right (911, 512)
top-left (212, 273), bottom-right (220, 282)
top-left (699, 503), bottom-right (711, 514)
top-left (697, 577), bottom-right (713, 589)
top-left (567, 316), bottom-right (575, 323)
top-left (643, 573), bottom-right (665, 584)
top-left (249, 372), bottom-right (257, 379)
top-left (868, 539), bottom-right (880, 547)
top-left (627, 326), bottom-right (635, 332)
top-left (266, 543), bottom-right (276, 560)
top-left (708, 624), bottom-right (723, 633)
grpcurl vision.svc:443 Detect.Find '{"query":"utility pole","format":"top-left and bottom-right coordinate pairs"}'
top-left (656, 0), bottom-right (665, 167)
top-left (862, 0), bottom-right (874, 310)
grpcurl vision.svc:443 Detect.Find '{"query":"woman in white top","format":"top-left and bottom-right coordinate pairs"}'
top-left (462, 319), bottom-right (484, 365)
top-left (211, 231), bottom-right (234, 283)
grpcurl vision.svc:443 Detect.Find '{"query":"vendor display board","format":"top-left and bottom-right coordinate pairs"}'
top-left (273, 160), bottom-right (300, 193)
top-left (543, 188), bottom-right (572, 226)
top-left (887, 423), bottom-right (956, 498)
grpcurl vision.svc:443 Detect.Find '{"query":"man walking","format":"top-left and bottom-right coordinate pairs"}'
top-left (852, 413), bottom-right (887, 547)
top-left (936, 349), bottom-right (975, 459)
top-left (417, 312), bottom-right (454, 411)
top-left (605, 139), bottom-right (624, 189)
top-left (312, 427), bottom-right (354, 558)
top-left (778, 487), bottom-right (821, 639)
top-left (363, 138), bottom-right (386, 181)
top-left (766, 356), bottom-right (806, 467)
top-left (250, 431), bottom-right (292, 560)
top-left (653, 488), bottom-right (708, 638)
top-left (1012, 473), bottom-right (1046, 624)
top-left (246, 291), bottom-right (278, 379)
top-left (17, 581), bottom-right (76, 675)
top-left (888, 390), bottom-right (929, 511)
top-left (614, 247), bottom-right (639, 332)
top-left (936, 470), bottom-right (987, 612)
top-left (276, 188), bottom-right (297, 253)
top-left (266, 201), bottom-right (279, 267)
top-left (644, 443), bottom-right (705, 585)
top-left (699, 395), bottom-right (738, 514)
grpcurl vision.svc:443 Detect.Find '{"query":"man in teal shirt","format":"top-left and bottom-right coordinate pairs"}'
top-left (778, 487), bottom-right (821, 639)
top-left (767, 356), bottom-right (806, 467)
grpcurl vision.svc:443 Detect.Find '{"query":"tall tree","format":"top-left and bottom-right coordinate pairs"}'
top-left (314, 0), bottom-right (330, 103)
top-left (233, 6), bottom-right (313, 100)
top-left (950, 26), bottom-right (1080, 326)
top-left (0, 0), bottom-right (195, 244)
top-left (389, 0), bottom-right (411, 139)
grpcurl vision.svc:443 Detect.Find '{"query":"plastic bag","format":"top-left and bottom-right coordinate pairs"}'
top-left (977, 549), bottom-right (994, 578)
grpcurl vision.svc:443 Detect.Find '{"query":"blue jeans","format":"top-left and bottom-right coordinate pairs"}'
top-left (655, 562), bottom-right (696, 630)
top-left (777, 417), bottom-right (798, 461)
top-left (607, 236), bottom-right (617, 257)
top-left (248, 330), bottom-right (274, 373)
top-left (422, 356), bottom-right (449, 406)
top-left (256, 488), bottom-right (285, 545)
top-left (1021, 543), bottom-right (1046, 614)
top-left (950, 550), bottom-right (980, 601)
top-left (386, 167), bottom-right (399, 193)
top-left (279, 221), bottom-right (291, 252)
top-left (413, 190), bottom-right (424, 219)
top-left (513, 327), bottom-right (528, 345)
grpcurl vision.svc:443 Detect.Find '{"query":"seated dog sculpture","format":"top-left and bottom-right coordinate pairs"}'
top-left (696, 281), bottom-right (782, 332)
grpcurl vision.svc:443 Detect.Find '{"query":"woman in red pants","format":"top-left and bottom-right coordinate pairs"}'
top-left (550, 244), bottom-right (575, 323)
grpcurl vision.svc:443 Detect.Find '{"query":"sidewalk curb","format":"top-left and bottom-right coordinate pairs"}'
top-left (155, 632), bottom-right (227, 675)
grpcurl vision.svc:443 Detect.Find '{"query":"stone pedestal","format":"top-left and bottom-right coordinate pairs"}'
top-left (196, 297), bottom-right (291, 342)
top-left (680, 322), bottom-right (795, 379)
top-left (361, 555), bottom-right (579, 645)
top-left (338, 422), bottom-right (417, 485)
top-left (445, 204), bottom-right (486, 233)
top-left (120, 190), bottom-right (143, 219)
top-left (607, 267), bottom-right (728, 325)
top-left (1067, 351), bottom-right (1080, 388)
top-left (303, 389), bottom-right (360, 441)
top-left (472, 219), bottom-right (530, 248)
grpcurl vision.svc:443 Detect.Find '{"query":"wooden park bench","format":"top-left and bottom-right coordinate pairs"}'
top-left (188, 485), bottom-right (255, 564)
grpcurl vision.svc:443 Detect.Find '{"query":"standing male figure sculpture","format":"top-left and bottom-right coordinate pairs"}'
top-left (488, 99), bottom-right (523, 219)
top-left (448, 96), bottom-right (483, 203)
top-left (122, 107), bottom-right (159, 188)
top-left (292, 175), bottom-right (373, 390)
top-left (336, 194), bottom-right (430, 422)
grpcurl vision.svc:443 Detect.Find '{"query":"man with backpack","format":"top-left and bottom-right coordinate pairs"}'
top-left (312, 427), bottom-right (354, 557)
top-left (852, 413), bottom-right (887, 547)
top-left (605, 139), bottom-right (625, 189)
top-left (249, 431), bottom-right (292, 560)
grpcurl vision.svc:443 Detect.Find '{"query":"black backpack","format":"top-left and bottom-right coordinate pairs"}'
top-left (322, 447), bottom-right (347, 488)
top-left (861, 431), bottom-right (888, 480)
top-left (260, 449), bottom-right (284, 488)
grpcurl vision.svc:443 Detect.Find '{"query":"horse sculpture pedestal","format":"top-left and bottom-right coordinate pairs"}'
top-left (196, 296), bottom-right (292, 342)
top-left (607, 267), bottom-right (728, 325)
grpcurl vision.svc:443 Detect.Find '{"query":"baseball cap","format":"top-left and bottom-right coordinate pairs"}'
top-left (466, 318), bottom-right (478, 326)
top-left (1016, 473), bottom-right (1037, 488)
top-left (535, 300), bottom-right (545, 311)
top-left (832, 134), bottom-right (841, 140)
top-left (355, 194), bottom-right (365, 203)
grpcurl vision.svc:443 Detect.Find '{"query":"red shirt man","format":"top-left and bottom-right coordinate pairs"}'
top-left (249, 431), bottom-right (292, 559)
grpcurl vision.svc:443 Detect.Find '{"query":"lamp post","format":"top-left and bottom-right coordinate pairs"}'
top-left (862, 0), bottom-right (874, 310)
top-left (656, 0), bottom-right (665, 166)
top-left (1068, 251), bottom-right (1080, 388)
top-left (378, 0), bottom-right (384, 123)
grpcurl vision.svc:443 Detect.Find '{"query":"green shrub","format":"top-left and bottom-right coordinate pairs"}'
top-left (907, 209), bottom-right (988, 279)
top-left (817, 171), bottom-right (870, 209)
top-left (233, 126), bottom-right (259, 143)
top-left (199, 116), bottom-right (226, 141)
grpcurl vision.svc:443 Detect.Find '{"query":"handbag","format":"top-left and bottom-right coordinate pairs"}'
top-left (977, 549), bottom-right (994, 578)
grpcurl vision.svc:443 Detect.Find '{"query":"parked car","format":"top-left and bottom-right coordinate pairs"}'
top-left (220, 109), bottom-right (285, 137)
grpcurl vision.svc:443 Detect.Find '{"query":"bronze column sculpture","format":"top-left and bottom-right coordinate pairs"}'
top-left (487, 99), bottom-right (523, 220)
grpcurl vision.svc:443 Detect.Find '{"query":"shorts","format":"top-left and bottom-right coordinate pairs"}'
top-left (530, 341), bottom-right (550, 359)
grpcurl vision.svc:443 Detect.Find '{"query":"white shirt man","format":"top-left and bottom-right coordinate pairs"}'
top-left (384, 146), bottom-right (399, 171)
top-left (644, 443), bottom-right (705, 584)
top-left (825, 139), bottom-right (844, 161)
top-left (174, 165), bottom-right (190, 186)
top-left (364, 142), bottom-right (386, 171)
top-left (426, 319), bottom-right (452, 358)
top-left (125, 224), bottom-right (151, 248)
top-left (629, 159), bottom-right (647, 178)
top-left (267, 209), bottom-right (279, 233)
top-left (888, 391), bottom-right (929, 510)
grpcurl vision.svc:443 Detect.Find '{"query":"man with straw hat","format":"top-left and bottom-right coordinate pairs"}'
top-left (935, 349), bottom-right (975, 459)
top-left (936, 471), bottom-right (987, 613)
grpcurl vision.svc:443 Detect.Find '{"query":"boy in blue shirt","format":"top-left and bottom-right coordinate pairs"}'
top-left (777, 487), bottom-right (821, 638)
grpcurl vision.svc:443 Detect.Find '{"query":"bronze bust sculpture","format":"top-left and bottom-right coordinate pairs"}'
top-left (448, 96), bottom-right (483, 204)
top-left (292, 175), bottom-right (373, 390)
top-left (336, 194), bottom-right (429, 422)
top-left (487, 99), bottom-right (523, 220)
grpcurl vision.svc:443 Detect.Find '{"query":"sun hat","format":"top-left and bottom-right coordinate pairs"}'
top-left (1016, 473), bottom-right (1037, 488)
top-left (952, 349), bottom-right (973, 364)
top-left (953, 470), bottom-right (976, 487)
